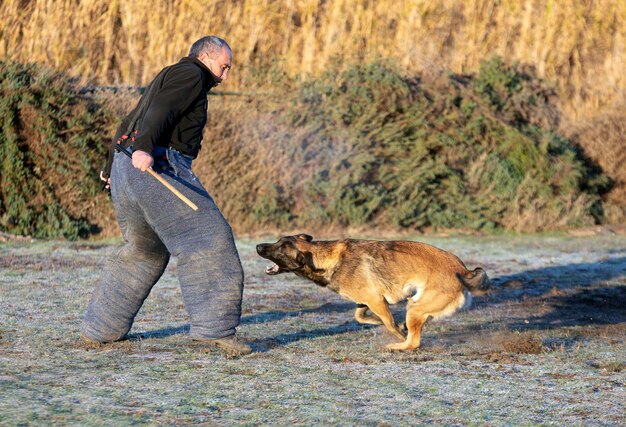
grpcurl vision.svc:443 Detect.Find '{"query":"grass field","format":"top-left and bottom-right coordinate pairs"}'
top-left (1, 233), bottom-right (625, 425)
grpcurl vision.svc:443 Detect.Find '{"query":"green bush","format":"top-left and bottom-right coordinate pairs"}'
top-left (0, 57), bottom-right (610, 238)
top-left (279, 58), bottom-right (607, 232)
top-left (0, 61), bottom-right (112, 239)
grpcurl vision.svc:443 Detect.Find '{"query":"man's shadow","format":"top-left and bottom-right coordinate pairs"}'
top-left (129, 257), bottom-right (626, 351)
top-left (128, 301), bottom-right (363, 352)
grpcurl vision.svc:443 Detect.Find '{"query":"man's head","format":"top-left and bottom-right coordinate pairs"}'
top-left (189, 36), bottom-right (232, 84)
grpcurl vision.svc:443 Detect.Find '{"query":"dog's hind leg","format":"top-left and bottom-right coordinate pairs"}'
top-left (366, 299), bottom-right (407, 340)
top-left (354, 304), bottom-right (383, 325)
top-left (386, 304), bottom-right (432, 351)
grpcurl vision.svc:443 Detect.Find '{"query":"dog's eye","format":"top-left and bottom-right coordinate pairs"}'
top-left (281, 240), bottom-right (295, 249)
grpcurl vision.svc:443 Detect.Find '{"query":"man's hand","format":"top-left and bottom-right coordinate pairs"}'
top-left (132, 150), bottom-right (154, 172)
top-left (100, 171), bottom-right (111, 190)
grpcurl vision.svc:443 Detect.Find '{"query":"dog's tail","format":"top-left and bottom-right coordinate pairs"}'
top-left (458, 268), bottom-right (490, 293)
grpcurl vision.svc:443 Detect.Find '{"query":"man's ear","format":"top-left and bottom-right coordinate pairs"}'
top-left (296, 234), bottom-right (313, 242)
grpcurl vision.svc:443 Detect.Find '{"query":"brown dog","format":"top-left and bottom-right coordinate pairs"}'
top-left (256, 234), bottom-right (489, 350)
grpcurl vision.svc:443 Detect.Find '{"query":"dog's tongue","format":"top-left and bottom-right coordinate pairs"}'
top-left (265, 263), bottom-right (281, 275)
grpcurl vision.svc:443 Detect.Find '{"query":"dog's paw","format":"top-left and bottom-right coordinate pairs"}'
top-left (386, 339), bottom-right (421, 351)
top-left (385, 342), bottom-right (409, 351)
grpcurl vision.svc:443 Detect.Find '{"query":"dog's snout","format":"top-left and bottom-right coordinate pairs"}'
top-left (256, 243), bottom-right (269, 255)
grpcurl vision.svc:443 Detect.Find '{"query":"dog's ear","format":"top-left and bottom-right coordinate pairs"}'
top-left (296, 251), bottom-right (322, 272)
top-left (296, 234), bottom-right (313, 242)
top-left (295, 251), bottom-right (307, 267)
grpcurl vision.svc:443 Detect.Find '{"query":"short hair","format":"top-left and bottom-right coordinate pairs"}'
top-left (188, 36), bottom-right (231, 58)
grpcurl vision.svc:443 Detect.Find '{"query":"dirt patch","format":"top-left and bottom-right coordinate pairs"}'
top-left (493, 331), bottom-right (546, 354)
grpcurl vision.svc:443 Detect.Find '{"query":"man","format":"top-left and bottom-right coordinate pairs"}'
top-left (82, 36), bottom-right (251, 357)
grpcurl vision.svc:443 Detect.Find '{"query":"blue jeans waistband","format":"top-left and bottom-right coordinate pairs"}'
top-left (153, 146), bottom-right (194, 180)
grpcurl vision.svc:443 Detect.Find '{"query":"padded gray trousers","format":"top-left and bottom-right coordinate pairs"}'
top-left (82, 148), bottom-right (244, 342)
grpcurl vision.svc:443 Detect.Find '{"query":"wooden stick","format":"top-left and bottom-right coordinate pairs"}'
top-left (146, 167), bottom-right (198, 211)
top-left (116, 145), bottom-right (198, 211)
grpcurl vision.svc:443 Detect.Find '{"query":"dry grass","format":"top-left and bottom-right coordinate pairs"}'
top-left (568, 101), bottom-right (626, 223)
top-left (2, 1), bottom-right (625, 236)
top-left (1, 0), bottom-right (624, 123)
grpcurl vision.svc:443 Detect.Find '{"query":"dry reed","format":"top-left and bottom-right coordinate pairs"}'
top-left (1, 0), bottom-right (624, 123)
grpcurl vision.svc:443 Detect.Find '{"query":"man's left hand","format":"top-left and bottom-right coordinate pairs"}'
top-left (100, 171), bottom-right (111, 190)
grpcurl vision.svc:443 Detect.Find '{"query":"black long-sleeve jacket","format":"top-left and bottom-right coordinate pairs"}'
top-left (102, 56), bottom-right (220, 178)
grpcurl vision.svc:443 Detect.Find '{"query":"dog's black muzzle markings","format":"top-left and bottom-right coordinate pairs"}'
top-left (256, 242), bottom-right (306, 275)
top-left (257, 244), bottom-right (288, 275)
top-left (256, 244), bottom-right (281, 275)
top-left (255, 243), bottom-right (271, 257)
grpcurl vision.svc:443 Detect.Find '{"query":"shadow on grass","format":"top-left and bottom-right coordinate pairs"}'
top-left (491, 256), bottom-right (626, 295)
top-left (250, 321), bottom-right (374, 353)
top-left (127, 301), bottom-right (361, 350)
top-left (240, 301), bottom-right (355, 325)
top-left (483, 256), bottom-right (626, 330)
top-left (128, 325), bottom-right (189, 340)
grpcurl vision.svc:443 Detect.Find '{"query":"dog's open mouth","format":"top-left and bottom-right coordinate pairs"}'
top-left (265, 263), bottom-right (282, 275)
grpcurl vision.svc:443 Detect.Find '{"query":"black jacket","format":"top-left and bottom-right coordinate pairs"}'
top-left (102, 56), bottom-right (220, 178)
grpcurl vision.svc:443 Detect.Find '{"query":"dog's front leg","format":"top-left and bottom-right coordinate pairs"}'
top-left (365, 299), bottom-right (407, 340)
top-left (354, 304), bottom-right (383, 325)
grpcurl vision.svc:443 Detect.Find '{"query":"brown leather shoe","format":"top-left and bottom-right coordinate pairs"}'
top-left (193, 334), bottom-right (252, 357)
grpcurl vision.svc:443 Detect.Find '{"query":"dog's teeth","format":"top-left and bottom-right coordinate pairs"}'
top-left (265, 263), bottom-right (280, 274)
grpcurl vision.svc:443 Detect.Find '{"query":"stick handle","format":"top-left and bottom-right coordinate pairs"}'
top-left (115, 145), bottom-right (198, 211)
top-left (146, 167), bottom-right (198, 211)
